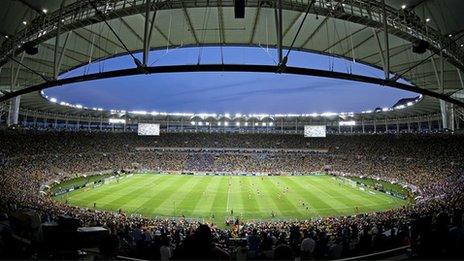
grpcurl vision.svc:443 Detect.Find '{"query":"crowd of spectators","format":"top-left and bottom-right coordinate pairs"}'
top-left (0, 129), bottom-right (463, 259)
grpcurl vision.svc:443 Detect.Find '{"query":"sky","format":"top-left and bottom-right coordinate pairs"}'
top-left (44, 47), bottom-right (418, 114)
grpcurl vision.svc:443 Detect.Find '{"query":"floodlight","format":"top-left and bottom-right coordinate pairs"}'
top-left (49, 97), bottom-right (57, 103)
top-left (224, 121), bottom-right (229, 126)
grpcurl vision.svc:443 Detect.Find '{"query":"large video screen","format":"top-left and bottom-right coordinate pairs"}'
top-left (138, 123), bottom-right (160, 136)
top-left (304, 125), bottom-right (326, 137)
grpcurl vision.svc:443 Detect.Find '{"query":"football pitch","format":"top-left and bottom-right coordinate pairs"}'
top-left (55, 174), bottom-right (407, 221)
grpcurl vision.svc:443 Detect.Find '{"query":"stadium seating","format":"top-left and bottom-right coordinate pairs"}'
top-left (0, 129), bottom-right (463, 259)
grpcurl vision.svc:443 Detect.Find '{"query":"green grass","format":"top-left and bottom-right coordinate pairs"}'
top-left (54, 174), bottom-right (407, 222)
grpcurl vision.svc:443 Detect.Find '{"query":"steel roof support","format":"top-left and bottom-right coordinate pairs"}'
top-left (341, 33), bottom-right (374, 57)
top-left (120, 17), bottom-right (143, 44)
top-left (1, 64), bottom-right (463, 108)
top-left (299, 12), bottom-right (329, 49)
top-left (80, 27), bottom-right (125, 51)
top-left (7, 53), bottom-right (24, 126)
top-left (53, 0), bottom-right (67, 80)
top-left (457, 68), bottom-right (464, 89)
top-left (382, 0), bottom-right (390, 79)
top-left (249, 5), bottom-right (261, 43)
top-left (218, 1), bottom-right (226, 45)
top-left (276, 0), bottom-right (283, 64)
top-left (372, 28), bottom-right (386, 74)
top-left (56, 31), bottom-right (71, 77)
top-left (322, 26), bottom-right (368, 53)
top-left (181, 2), bottom-right (199, 45)
top-left (143, 0), bottom-right (152, 65)
top-left (73, 31), bottom-right (112, 57)
top-left (17, 0), bottom-right (42, 15)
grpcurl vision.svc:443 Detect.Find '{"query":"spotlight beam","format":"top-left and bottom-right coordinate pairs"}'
top-left (1, 64), bottom-right (463, 107)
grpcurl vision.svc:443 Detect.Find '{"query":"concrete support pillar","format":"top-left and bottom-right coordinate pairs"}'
top-left (7, 96), bottom-right (20, 126)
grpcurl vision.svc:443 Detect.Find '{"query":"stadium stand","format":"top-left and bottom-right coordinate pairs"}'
top-left (0, 129), bottom-right (463, 259)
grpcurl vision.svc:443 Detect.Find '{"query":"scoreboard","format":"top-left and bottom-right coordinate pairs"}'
top-left (138, 123), bottom-right (160, 136)
top-left (304, 125), bottom-right (326, 137)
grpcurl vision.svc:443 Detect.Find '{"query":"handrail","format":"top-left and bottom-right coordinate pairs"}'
top-left (335, 245), bottom-right (410, 261)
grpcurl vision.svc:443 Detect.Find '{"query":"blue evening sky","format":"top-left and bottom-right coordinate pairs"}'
top-left (44, 47), bottom-right (417, 114)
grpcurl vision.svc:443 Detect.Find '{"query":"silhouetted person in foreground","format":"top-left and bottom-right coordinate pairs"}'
top-left (174, 224), bottom-right (229, 260)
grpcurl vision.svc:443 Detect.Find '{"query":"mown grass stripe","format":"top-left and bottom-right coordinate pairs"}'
top-left (177, 176), bottom-right (211, 216)
top-left (278, 177), bottom-right (321, 217)
top-left (191, 176), bottom-right (223, 218)
top-left (138, 176), bottom-right (193, 216)
top-left (239, 177), bottom-right (261, 215)
top-left (283, 177), bottom-right (342, 216)
top-left (298, 177), bottom-right (351, 210)
top-left (313, 177), bottom-right (371, 209)
top-left (252, 177), bottom-right (283, 217)
top-left (313, 177), bottom-right (401, 213)
top-left (210, 176), bottom-right (228, 214)
top-left (104, 175), bottom-right (166, 210)
top-left (262, 177), bottom-right (303, 217)
top-left (68, 175), bottom-right (144, 205)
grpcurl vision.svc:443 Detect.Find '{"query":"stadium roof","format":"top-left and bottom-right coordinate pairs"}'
top-left (0, 0), bottom-right (463, 120)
